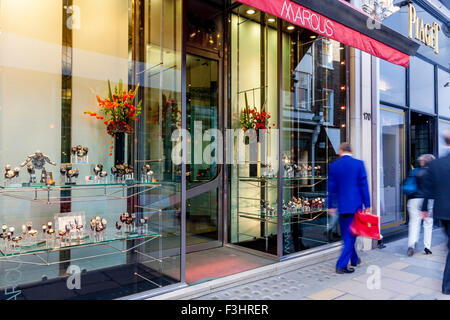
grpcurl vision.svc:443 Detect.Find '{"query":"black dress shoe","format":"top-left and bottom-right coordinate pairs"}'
top-left (407, 247), bottom-right (414, 257)
top-left (351, 258), bottom-right (361, 267)
top-left (424, 248), bottom-right (432, 255)
top-left (336, 267), bottom-right (355, 274)
top-left (377, 240), bottom-right (386, 249)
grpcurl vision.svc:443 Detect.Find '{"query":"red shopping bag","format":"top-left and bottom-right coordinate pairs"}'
top-left (349, 210), bottom-right (381, 240)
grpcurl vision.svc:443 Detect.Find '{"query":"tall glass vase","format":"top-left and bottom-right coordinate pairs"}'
top-left (114, 132), bottom-right (126, 165)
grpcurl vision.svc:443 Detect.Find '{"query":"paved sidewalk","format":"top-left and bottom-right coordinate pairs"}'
top-left (196, 229), bottom-right (450, 300)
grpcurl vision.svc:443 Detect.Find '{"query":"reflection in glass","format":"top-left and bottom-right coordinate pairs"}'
top-left (410, 57), bottom-right (435, 114)
top-left (380, 59), bottom-right (406, 106)
top-left (379, 106), bottom-right (406, 228)
top-left (438, 69), bottom-right (450, 118)
top-left (229, 7), bottom-right (279, 255)
top-left (186, 189), bottom-right (218, 245)
top-left (0, 0), bottom-right (183, 299)
top-left (281, 23), bottom-right (347, 255)
top-left (439, 120), bottom-right (450, 157)
top-left (186, 54), bottom-right (219, 186)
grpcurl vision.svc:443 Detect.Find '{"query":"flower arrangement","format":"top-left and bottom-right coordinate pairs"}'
top-left (163, 96), bottom-right (181, 128)
top-left (84, 79), bottom-right (142, 137)
top-left (239, 92), bottom-right (275, 135)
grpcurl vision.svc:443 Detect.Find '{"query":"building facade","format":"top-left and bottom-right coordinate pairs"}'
top-left (376, 0), bottom-right (450, 235)
top-left (0, 0), bottom-right (421, 299)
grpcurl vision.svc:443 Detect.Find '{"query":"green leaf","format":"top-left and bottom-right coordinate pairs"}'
top-left (118, 79), bottom-right (123, 95)
top-left (107, 80), bottom-right (113, 101)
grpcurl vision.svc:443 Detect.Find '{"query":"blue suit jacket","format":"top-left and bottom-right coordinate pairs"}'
top-left (328, 155), bottom-right (371, 214)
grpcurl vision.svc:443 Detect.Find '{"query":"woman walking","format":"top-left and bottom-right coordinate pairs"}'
top-left (407, 154), bottom-right (435, 257)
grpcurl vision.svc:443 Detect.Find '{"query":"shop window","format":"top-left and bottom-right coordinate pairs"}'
top-left (410, 57), bottom-right (435, 114)
top-left (379, 106), bottom-right (406, 228)
top-left (380, 59), bottom-right (406, 106)
top-left (229, 7), bottom-right (279, 256)
top-left (438, 69), bottom-right (450, 119)
top-left (322, 89), bottom-right (335, 125)
top-left (295, 71), bottom-right (312, 110)
top-left (281, 24), bottom-right (346, 256)
top-left (0, 0), bottom-right (182, 300)
top-left (320, 39), bottom-right (334, 70)
top-left (439, 120), bottom-right (450, 157)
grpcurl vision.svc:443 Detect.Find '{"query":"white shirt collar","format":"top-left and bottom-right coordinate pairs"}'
top-left (341, 152), bottom-right (353, 157)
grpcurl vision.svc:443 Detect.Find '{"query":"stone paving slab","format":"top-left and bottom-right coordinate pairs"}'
top-left (403, 265), bottom-right (444, 280)
top-left (195, 230), bottom-right (450, 300)
top-left (307, 288), bottom-right (345, 300)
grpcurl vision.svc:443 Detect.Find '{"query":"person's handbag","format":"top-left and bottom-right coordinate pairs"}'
top-left (402, 168), bottom-right (418, 196)
top-left (349, 210), bottom-right (381, 240)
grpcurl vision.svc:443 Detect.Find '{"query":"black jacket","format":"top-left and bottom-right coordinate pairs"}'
top-left (410, 167), bottom-right (429, 199)
top-left (421, 154), bottom-right (450, 220)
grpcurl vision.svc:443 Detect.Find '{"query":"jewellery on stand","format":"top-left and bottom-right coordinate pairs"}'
top-left (314, 166), bottom-right (322, 177)
top-left (93, 164), bottom-right (103, 176)
top-left (282, 154), bottom-right (294, 177)
top-left (28, 230), bottom-right (38, 237)
top-left (112, 164), bottom-right (134, 182)
top-left (12, 236), bottom-right (22, 246)
top-left (115, 221), bottom-right (122, 234)
top-left (4, 165), bottom-right (20, 185)
top-left (71, 145), bottom-right (89, 163)
top-left (8, 227), bottom-right (15, 238)
top-left (124, 164), bottom-right (134, 179)
top-left (20, 151), bottom-right (56, 183)
top-left (58, 230), bottom-right (66, 246)
top-left (141, 164), bottom-right (154, 182)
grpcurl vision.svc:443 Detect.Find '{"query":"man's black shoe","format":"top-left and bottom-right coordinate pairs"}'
top-left (351, 258), bottom-right (361, 267)
top-left (407, 247), bottom-right (414, 257)
top-left (336, 267), bottom-right (355, 274)
top-left (424, 248), bottom-right (432, 254)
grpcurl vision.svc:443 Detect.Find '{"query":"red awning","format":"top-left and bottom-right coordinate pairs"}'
top-left (235, 0), bottom-right (413, 68)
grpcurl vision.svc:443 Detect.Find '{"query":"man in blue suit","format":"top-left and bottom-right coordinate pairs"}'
top-left (328, 142), bottom-right (371, 274)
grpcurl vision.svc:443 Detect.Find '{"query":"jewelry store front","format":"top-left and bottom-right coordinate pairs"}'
top-left (0, 0), bottom-right (417, 299)
top-left (378, 1), bottom-right (450, 234)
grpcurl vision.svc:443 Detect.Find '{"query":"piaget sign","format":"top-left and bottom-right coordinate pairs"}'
top-left (408, 3), bottom-right (440, 54)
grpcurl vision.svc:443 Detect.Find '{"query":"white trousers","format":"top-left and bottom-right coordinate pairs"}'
top-left (407, 198), bottom-right (434, 249)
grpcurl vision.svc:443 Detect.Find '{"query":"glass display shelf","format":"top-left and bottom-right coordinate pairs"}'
top-left (0, 181), bottom-right (160, 190)
top-left (0, 181), bottom-right (161, 204)
top-left (0, 230), bottom-right (162, 265)
top-left (239, 176), bottom-right (327, 182)
top-left (239, 209), bottom-right (327, 221)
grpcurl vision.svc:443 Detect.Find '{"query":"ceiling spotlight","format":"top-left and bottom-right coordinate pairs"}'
top-left (246, 9), bottom-right (256, 15)
top-left (287, 26), bottom-right (295, 30)
top-left (268, 18), bottom-right (276, 23)
top-left (310, 35), bottom-right (317, 39)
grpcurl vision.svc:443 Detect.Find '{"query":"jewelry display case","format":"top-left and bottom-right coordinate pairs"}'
top-left (235, 164), bottom-right (330, 255)
top-left (0, 161), bottom-right (180, 300)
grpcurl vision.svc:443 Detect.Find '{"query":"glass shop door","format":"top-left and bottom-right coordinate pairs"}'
top-left (380, 106), bottom-right (406, 228)
top-left (185, 52), bottom-right (222, 252)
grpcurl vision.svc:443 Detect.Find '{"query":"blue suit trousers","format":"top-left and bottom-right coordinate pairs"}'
top-left (336, 214), bottom-right (359, 270)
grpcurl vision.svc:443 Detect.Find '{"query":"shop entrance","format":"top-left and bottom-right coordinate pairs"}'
top-left (380, 106), bottom-right (406, 228)
top-left (411, 112), bottom-right (435, 168)
top-left (185, 53), bottom-right (221, 251)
